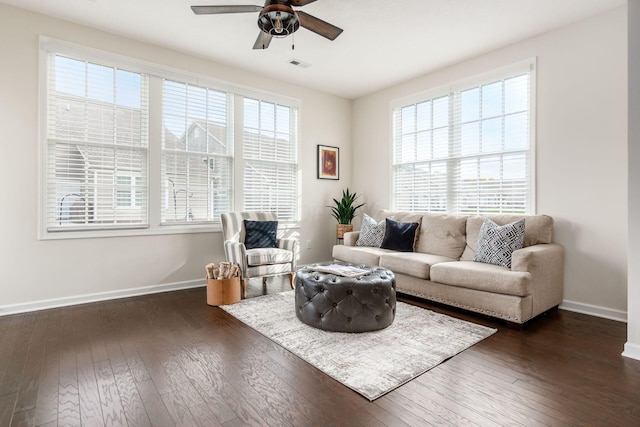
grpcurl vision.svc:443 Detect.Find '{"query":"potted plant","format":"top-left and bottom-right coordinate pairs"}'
top-left (328, 189), bottom-right (365, 238)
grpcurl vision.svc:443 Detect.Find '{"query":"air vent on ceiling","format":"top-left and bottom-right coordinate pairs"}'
top-left (288, 59), bottom-right (311, 69)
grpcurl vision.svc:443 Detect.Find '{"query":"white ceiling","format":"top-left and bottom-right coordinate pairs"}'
top-left (2, 0), bottom-right (626, 99)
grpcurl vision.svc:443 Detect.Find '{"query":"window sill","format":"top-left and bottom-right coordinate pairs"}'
top-left (39, 221), bottom-right (301, 241)
top-left (39, 223), bottom-right (222, 241)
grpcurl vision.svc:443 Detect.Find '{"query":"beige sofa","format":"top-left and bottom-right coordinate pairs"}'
top-left (332, 210), bottom-right (564, 324)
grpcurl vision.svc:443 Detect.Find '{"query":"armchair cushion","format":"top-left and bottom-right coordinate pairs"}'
top-left (244, 220), bottom-right (278, 249)
top-left (246, 248), bottom-right (294, 266)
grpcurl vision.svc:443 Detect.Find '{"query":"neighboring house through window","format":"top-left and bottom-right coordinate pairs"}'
top-left (162, 80), bottom-right (232, 224)
top-left (116, 174), bottom-right (142, 208)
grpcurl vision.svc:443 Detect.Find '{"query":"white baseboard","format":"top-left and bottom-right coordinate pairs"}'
top-left (559, 300), bottom-right (627, 322)
top-left (622, 342), bottom-right (640, 361)
top-left (2, 283), bottom-right (630, 325)
top-left (0, 279), bottom-right (206, 317)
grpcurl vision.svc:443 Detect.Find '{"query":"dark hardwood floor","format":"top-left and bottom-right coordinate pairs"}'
top-left (1, 278), bottom-right (639, 426)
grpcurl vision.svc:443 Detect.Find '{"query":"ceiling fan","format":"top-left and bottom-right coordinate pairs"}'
top-left (191, 0), bottom-right (343, 50)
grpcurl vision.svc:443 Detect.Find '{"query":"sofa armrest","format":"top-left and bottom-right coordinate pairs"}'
top-left (343, 231), bottom-right (360, 246)
top-left (511, 243), bottom-right (564, 317)
top-left (511, 243), bottom-right (564, 272)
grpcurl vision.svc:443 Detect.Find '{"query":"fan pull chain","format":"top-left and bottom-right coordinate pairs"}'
top-left (292, 32), bottom-right (295, 50)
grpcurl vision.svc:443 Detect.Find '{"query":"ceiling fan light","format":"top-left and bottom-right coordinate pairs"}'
top-left (274, 12), bottom-right (283, 33)
top-left (257, 4), bottom-right (300, 38)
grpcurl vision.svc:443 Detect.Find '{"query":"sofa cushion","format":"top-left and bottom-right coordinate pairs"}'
top-left (332, 245), bottom-right (393, 267)
top-left (473, 218), bottom-right (525, 268)
top-left (430, 261), bottom-right (530, 297)
top-left (380, 218), bottom-right (420, 252)
top-left (461, 214), bottom-right (554, 261)
top-left (379, 252), bottom-right (455, 280)
top-left (415, 213), bottom-right (467, 259)
top-left (355, 213), bottom-right (387, 247)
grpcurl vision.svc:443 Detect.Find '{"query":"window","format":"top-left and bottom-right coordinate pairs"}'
top-left (41, 40), bottom-right (300, 238)
top-left (45, 54), bottom-right (149, 230)
top-left (392, 61), bottom-right (535, 215)
top-left (161, 80), bottom-right (232, 224)
top-left (242, 98), bottom-right (299, 222)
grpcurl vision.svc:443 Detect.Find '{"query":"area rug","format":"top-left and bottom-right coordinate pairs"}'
top-left (220, 291), bottom-right (496, 401)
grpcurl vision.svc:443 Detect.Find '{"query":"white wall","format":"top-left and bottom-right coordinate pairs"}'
top-left (625, 0), bottom-right (640, 360)
top-left (352, 7), bottom-right (628, 319)
top-left (0, 4), bottom-right (351, 311)
top-left (0, 3), bottom-right (631, 321)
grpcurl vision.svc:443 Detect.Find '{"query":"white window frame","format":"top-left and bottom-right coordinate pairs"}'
top-left (43, 50), bottom-right (150, 233)
top-left (39, 38), bottom-right (301, 240)
top-left (390, 59), bottom-right (537, 215)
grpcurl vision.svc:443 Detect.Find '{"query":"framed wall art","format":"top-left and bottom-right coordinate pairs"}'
top-left (317, 145), bottom-right (339, 180)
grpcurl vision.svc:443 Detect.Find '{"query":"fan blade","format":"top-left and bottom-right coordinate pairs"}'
top-left (191, 5), bottom-right (262, 14)
top-left (290, 0), bottom-right (318, 6)
top-left (253, 31), bottom-right (273, 49)
top-left (297, 11), bottom-right (343, 40)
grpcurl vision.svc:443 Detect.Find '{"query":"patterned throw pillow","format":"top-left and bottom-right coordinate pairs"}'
top-left (356, 214), bottom-right (387, 247)
top-left (473, 218), bottom-right (525, 268)
top-left (244, 220), bottom-right (278, 250)
top-left (380, 218), bottom-right (420, 252)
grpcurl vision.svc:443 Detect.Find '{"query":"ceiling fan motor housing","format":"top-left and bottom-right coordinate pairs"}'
top-left (258, 4), bottom-right (300, 37)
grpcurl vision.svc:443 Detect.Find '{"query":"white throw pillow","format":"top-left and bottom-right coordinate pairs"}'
top-left (355, 214), bottom-right (387, 247)
top-left (473, 218), bottom-right (525, 268)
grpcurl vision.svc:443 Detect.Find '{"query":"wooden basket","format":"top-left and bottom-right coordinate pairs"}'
top-left (336, 224), bottom-right (353, 239)
top-left (206, 277), bottom-right (242, 306)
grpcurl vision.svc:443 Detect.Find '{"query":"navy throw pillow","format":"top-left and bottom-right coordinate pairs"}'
top-left (380, 218), bottom-right (419, 252)
top-left (244, 220), bottom-right (278, 250)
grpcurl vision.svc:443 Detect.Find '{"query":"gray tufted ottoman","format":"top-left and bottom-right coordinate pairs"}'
top-left (295, 263), bottom-right (396, 332)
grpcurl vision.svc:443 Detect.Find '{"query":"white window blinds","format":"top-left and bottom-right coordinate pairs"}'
top-left (161, 80), bottom-right (232, 224)
top-left (242, 98), bottom-right (299, 222)
top-left (42, 41), bottom-right (302, 238)
top-left (392, 64), bottom-right (533, 215)
top-left (45, 54), bottom-right (149, 231)
top-left (393, 95), bottom-right (450, 212)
